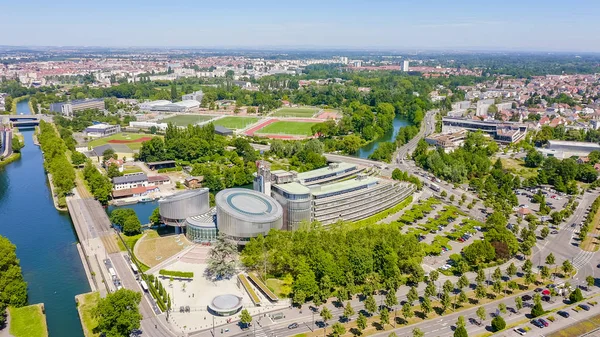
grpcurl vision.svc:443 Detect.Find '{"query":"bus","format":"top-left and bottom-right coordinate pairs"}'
top-left (108, 267), bottom-right (117, 280)
top-left (130, 262), bottom-right (139, 274)
top-left (140, 280), bottom-right (149, 292)
top-left (429, 183), bottom-right (440, 192)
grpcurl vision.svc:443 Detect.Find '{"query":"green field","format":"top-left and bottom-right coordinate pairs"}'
top-left (212, 117), bottom-right (259, 129)
top-left (272, 107), bottom-right (319, 117)
top-left (77, 292), bottom-right (100, 337)
top-left (159, 114), bottom-right (215, 126)
top-left (257, 121), bottom-right (321, 136)
top-left (9, 305), bottom-right (48, 337)
top-left (87, 133), bottom-right (155, 151)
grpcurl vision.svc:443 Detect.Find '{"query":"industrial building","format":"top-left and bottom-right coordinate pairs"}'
top-left (539, 140), bottom-right (600, 159)
top-left (50, 98), bottom-right (105, 116)
top-left (140, 100), bottom-right (200, 112)
top-left (83, 123), bottom-right (121, 138)
top-left (442, 117), bottom-right (527, 143)
top-left (215, 188), bottom-right (283, 244)
top-left (182, 90), bottom-right (204, 103)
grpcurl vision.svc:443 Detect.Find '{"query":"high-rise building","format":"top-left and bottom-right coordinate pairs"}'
top-left (402, 60), bottom-right (410, 72)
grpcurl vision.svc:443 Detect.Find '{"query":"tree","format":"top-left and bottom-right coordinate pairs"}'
top-left (240, 309), bottom-right (252, 327)
top-left (71, 151), bottom-right (87, 166)
top-left (122, 216), bottom-right (142, 236)
top-left (492, 267), bottom-right (502, 283)
top-left (407, 286), bottom-right (419, 305)
top-left (443, 280), bottom-right (454, 294)
top-left (205, 233), bottom-right (237, 280)
top-left (0, 236), bottom-right (28, 325)
top-left (506, 263), bottom-right (517, 279)
top-left (562, 260), bottom-right (574, 276)
top-left (170, 82), bottom-right (178, 101)
top-left (587, 275), bottom-right (595, 288)
top-left (540, 227), bottom-right (549, 239)
top-left (149, 207), bottom-right (161, 226)
top-left (492, 281), bottom-right (503, 297)
top-left (380, 308), bottom-right (390, 327)
top-left (531, 302), bottom-right (544, 317)
top-left (498, 303), bottom-right (507, 314)
top-left (456, 315), bottom-right (466, 329)
top-left (475, 282), bottom-right (487, 301)
top-left (476, 306), bottom-right (487, 324)
top-left (441, 190), bottom-right (447, 198)
top-left (364, 295), bottom-right (377, 315)
top-left (522, 259), bottom-right (533, 274)
top-left (425, 281), bottom-right (436, 298)
top-left (320, 307), bottom-right (332, 335)
top-left (457, 275), bottom-right (469, 289)
top-left (515, 297), bottom-right (523, 313)
top-left (429, 270), bottom-right (439, 283)
top-left (402, 302), bottom-right (413, 322)
top-left (356, 313), bottom-right (367, 333)
top-left (546, 253), bottom-right (555, 267)
top-left (102, 148), bottom-right (116, 162)
top-left (93, 288), bottom-right (142, 337)
top-left (540, 266), bottom-right (550, 281)
top-left (385, 290), bottom-right (398, 309)
top-left (569, 288), bottom-right (584, 303)
top-left (441, 291), bottom-right (451, 313)
top-left (420, 296), bottom-right (432, 317)
top-left (412, 328), bottom-right (424, 337)
top-left (475, 269), bottom-right (486, 284)
top-left (454, 325), bottom-right (468, 337)
top-left (491, 316), bottom-right (506, 332)
top-left (458, 291), bottom-right (467, 306)
top-left (332, 322), bottom-right (346, 337)
top-left (343, 301), bottom-right (354, 320)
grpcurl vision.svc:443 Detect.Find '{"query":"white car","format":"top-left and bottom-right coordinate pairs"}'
top-left (513, 327), bottom-right (527, 335)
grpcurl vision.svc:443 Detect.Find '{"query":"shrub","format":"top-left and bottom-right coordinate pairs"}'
top-left (531, 303), bottom-right (544, 318)
top-left (159, 270), bottom-right (194, 278)
top-left (569, 288), bottom-right (584, 303)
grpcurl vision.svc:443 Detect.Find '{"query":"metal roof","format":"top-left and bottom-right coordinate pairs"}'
top-left (215, 188), bottom-right (282, 222)
top-left (112, 173), bottom-right (148, 184)
top-left (296, 162), bottom-right (356, 181)
top-left (273, 182), bottom-right (311, 195)
top-left (310, 176), bottom-right (380, 197)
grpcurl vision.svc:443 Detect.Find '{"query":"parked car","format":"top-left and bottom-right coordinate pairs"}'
top-left (542, 296), bottom-right (551, 302)
top-left (538, 318), bottom-right (549, 327)
top-left (579, 304), bottom-right (591, 311)
top-left (551, 230), bottom-right (559, 234)
top-left (514, 327), bottom-right (527, 335)
top-left (522, 294), bottom-right (533, 301)
top-left (531, 319), bottom-right (543, 328)
top-left (558, 311), bottom-right (570, 318)
top-left (288, 323), bottom-right (299, 329)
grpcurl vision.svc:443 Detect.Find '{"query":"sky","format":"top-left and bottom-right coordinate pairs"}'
top-left (2, 0), bottom-right (600, 52)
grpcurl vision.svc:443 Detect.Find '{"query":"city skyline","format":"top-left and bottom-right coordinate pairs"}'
top-left (3, 0), bottom-right (600, 52)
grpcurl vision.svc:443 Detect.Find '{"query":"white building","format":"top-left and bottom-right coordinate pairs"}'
top-left (402, 60), bottom-right (410, 72)
top-left (112, 173), bottom-right (148, 190)
top-left (84, 124), bottom-right (121, 138)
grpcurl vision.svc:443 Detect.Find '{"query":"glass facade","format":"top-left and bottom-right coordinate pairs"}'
top-left (185, 222), bottom-right (217, 243)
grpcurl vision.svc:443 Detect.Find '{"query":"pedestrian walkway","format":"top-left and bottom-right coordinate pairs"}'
top-left (573, 250), bottom-right (596, 270)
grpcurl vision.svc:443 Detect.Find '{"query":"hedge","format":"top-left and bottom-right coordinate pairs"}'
top-left (159, 269), bottom-right (194, 278)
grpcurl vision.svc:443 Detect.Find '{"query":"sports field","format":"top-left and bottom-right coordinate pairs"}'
top-left (159, 114), bottom-right (215, 126)
top-left (212, 116), bottom-right (259, 129)
top-left (136, 232), bottom-right (191, 267)
top-left (256, 121), bottom-right (320, 136)
top-left (87, 133), bottom-right (156, 150)
top-left (272, 107), bottom-right (319, 117)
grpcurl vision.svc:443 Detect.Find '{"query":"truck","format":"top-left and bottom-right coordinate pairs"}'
top-left (130, 262), bottom-right (139, 274)
top-left (108, 267), bottom-right (117, 280)
top-left (140, 280), bottom-right (149, 292)
top-left (429, 183), bottom-right (440, 192)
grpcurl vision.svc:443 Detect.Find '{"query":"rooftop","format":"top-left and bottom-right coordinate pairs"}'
top-left (547, 140), bottom-right (600, 148)
top-left (216, 188), bottom-right (282, 222)
top-left (296, 162), bottom-right (356, 181)
top-left (112, 173), bottom-right (148, 184)
top-left (310, 176), bottom-right (380, 197)
top-left (273, 182), bottom-right (311, 195)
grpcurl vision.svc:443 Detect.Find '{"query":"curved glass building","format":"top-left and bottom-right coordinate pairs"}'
top-left (216, 188), bottom-right (283, 244)
top-left (159, 188), bottom-right (209, 227)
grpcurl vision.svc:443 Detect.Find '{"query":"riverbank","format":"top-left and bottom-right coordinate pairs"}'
top-left (8, 304), bottom-right (48, 337)
top-left (75, 292), bottom-right (100, 337)
top-left (10, 96), bottom-right (29, 114)
top-left (47, 173), bottom-right (68, 211)
top-left (0, 153), bottom-right (21, 169)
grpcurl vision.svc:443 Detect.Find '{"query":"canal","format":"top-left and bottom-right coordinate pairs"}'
top-left (356, 114), bottom-right (410, 159)
top-left (0, 100), bottom-right (88, 337)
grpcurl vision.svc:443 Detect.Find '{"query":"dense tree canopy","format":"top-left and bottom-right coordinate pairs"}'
top-left (93, 289), bottom-right (142, 337)
top-left (0, 236), bottom-right (28, 326)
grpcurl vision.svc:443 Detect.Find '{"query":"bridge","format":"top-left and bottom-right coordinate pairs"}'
top-left (3, 114), bottom-right (53, 128)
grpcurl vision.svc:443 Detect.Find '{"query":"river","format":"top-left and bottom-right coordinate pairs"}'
top-left (356, 114), bottom-right (410, 159)
top-left (0, 100), bottom-right (88, 336)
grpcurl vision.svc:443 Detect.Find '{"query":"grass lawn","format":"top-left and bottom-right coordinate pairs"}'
top-left (159, 114), bottom-right (214, 126)
top-left (266, 278), bottom-right (292, 299)
top-left (136, 231), bottom-right (189, 267)
top-left (9, 304), bottom-right (48, 337)
top-left (272, 107), bottom-right (318, 117)
top-left (500, 158), bottom-right (538, 179)
top-left (257, 121), bottom-right (320, 136)
top-left (87, 133), bottom-right (156, 151)
top-left (212, 116), bottom-right (259, 129)
top-left (77, 292), bottom-right (100, 337)
top-left (582, 205), bottom-right (600, 251)
top-left (122, 166), bottom-right (142, 175)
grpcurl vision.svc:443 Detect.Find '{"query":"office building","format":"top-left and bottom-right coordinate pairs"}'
top-left (442, 117), bottom-right (527, 143)
top-left (402, 60), bottom-right (410, 72)
top-left (50, 99), bottom-right (105, 116)
top-left (272, 175), bottom-right (415, 228)
top-left (182, 90), bottom-right (204, 103)
top-left (112, 173), bottom-right (148, 190)
top-left (158, 189), bottom-right (217, 239)
top-left (83, 123), bottom-right (121, 138)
